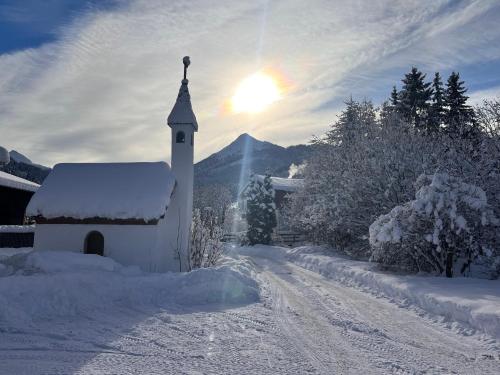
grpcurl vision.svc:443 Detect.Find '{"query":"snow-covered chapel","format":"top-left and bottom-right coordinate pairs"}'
top-left (26, 57), bottom-right (197, 272)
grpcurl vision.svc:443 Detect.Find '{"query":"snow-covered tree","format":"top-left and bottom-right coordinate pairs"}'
top-left (288, 100), bottom-right (438, 257)
top-left (288, 95), bottom-right (500, 272)
top-left (193, 184), bottom-right (232, 227)
top-left (370, 173), bottom-right (499, 277)
top-left (475, 98), bottom-right (500, 138)
top-left (245, 174), bottom-right (277, 245)
top-left (325, 98), bottom-right (377, 145)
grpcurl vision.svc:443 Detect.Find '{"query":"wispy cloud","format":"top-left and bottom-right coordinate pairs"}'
top-left (1, 0), bottom-right (500, 166)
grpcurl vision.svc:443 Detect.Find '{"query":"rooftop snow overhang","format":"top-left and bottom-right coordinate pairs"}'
top-left (0, 171), bottom-right (39, 193)
top-left (32, 215), bottom-right (162, 225)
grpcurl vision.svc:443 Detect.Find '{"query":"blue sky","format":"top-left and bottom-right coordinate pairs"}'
top-left (0, 0), bottom-right (120, 53)
top-left (1, 0), bottom-right (500, 166)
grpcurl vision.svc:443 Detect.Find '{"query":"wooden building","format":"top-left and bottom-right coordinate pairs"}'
top-left (0, 171), bottom-right (39, 225)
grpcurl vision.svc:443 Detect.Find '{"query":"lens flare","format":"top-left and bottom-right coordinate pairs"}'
top-left (231, 72), bottom-right (281, 114)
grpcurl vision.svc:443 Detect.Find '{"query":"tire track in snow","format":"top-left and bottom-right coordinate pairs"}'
top-left (256, 261), bottom-right (350, 374)
top-left (251, 254), bottom-right (500, 374)
top-left (282, 259), bottom-right (500, 374)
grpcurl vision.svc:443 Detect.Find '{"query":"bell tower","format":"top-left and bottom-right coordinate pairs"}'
top-left (167, 56), bottom-right (198, 270)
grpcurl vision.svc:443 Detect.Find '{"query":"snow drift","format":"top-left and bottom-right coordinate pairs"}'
top-left (0, 251), bottom-right (259, 328)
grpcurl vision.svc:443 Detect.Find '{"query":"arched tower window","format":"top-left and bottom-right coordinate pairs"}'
top-left (176, 131), bottom-right (185, 143)
top-left (84, 231), bottom-right (104, 256)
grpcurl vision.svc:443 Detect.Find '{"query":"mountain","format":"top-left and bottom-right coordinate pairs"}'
top-left (9, 150), bottom-right (50, 171)
top-left (9, 150), bottom-right (33, 165)
top-left (0, 150), bottom-right (51, 184)
top-left (1, 135), bottom-right (313, 193)
top-left (194, 133), bottom-right (313, 196)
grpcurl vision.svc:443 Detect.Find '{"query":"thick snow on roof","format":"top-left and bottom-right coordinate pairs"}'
top-left (26, 162), bottom-right (175, 221)
top-left (0, 171), bottom-right (39, 192)
top-left (167, 79), bottom-right (198, 130)
top-left (254, 175), bottom-right (304, 192)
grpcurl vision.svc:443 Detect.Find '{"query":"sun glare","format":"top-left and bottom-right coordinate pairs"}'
top-left (231, 72), bottom-right (281, 114)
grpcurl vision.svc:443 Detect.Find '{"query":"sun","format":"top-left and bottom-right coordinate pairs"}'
top-left (231, 72), bottom-right (281, 114)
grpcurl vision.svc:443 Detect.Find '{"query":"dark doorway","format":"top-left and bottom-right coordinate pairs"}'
top-left (84, 231), bottom-right (104, 256)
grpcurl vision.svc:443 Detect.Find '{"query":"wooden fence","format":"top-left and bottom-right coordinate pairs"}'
top-left (0, 226), bottom-right (35, 248)
top-left (222, 231), bottom-right (306, 247)
top-left (0, 232), bottom-right (34, 248)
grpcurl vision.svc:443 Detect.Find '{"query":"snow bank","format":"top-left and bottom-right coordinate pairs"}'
top-left (0, 247), bottom-right (32, 261)
top-left (287, 246), bottom-right (500, 339)
top-left (0, 251), bottom-right (259, 328)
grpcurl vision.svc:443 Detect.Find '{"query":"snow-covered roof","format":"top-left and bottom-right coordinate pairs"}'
top-left (254, 175), bottom-right (304, 192)
top-left (240, 175), bottom-right (304, 196)
top-left (167, 78), bottom-right (198, 130)
top-left (0, 171), bottom-right (39, 192)
top-left (26, 162), bottom-right (176, 222)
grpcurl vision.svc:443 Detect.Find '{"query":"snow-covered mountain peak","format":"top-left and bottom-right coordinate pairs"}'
top-left (9, 150), bottom-right (33, 165)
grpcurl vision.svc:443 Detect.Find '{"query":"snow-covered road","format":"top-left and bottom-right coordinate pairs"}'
top-left (254, 254), bottom-right (499, 374)
top-left (1, 248), bottom-right (499, 374)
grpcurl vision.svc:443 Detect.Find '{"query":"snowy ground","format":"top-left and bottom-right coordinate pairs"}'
top-left (1, 246), bottom-right (499, 374)
top-left (286, 246), bottom-right (500, 339)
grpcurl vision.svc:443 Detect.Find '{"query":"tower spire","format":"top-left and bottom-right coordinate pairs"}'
top-left (167, 56), bottom-right (198, 130)
top-left (183, 56), bottom-right (190, 80)
top-left (164, 56), bottom-right (197, 272)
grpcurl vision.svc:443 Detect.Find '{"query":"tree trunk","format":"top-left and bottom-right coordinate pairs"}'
top-left (445, 250), bottom-right (453, 278)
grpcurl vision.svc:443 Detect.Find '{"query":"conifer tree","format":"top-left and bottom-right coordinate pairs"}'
top-left (427, 72), bottom-right (446, 133)
top-left (390, 86), bottom-right (399, 107)
top-left (380, 87), bottom-right (401, 128)
top-left (245, 174), bottom-right (277, 245)
top-left (396, 67), bottom-right (433, 130)
top-left (444, 72), bottom-right (475, 136)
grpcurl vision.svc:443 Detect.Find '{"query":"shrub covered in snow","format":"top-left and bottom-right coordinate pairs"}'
top-left (189, 208), bottom-right (224, 270)
top-left (190, 184), bottom-right (232, 269)
top-left (370, 173), bottom-right (499, 277)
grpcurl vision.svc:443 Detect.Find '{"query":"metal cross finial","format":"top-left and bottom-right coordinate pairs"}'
top-left (183, 56), bottom-right (190, 80)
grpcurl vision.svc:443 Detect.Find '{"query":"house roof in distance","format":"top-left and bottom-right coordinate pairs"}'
top-left (254, 175), bottom-right (304, 192)
top-left (240, 175), bottom-right (304, 196)
top-left (0, 171), bottom-right (39, 192)
top-left (26, 162), bottom-right (175, 222)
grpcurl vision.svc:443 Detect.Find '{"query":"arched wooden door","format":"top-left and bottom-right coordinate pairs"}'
top-left (84, 231), bottom-right (104, 256)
